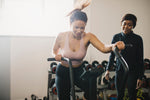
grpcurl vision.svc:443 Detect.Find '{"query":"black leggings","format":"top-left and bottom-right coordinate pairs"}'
top-left (115, 71), bottom-right (138, 100)
top-left (55, 63), bottom-right (89, 100)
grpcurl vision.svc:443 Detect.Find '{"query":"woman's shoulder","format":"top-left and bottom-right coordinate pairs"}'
top-left (85, 32), bottom-right (96, 37)
top-left (57, 31), bottom-right (70, 39)
top-left (58, 31), bottom-right (68, 36)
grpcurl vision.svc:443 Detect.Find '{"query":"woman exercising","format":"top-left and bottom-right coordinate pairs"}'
top-left (52, 0), bottom-right (125, 100)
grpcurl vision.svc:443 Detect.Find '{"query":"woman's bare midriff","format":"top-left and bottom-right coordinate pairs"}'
top-left (61, 62), bottom-right (82, 68)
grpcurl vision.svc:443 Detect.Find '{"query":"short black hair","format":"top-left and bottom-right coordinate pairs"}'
top-left (70, 10), bottom-right (88, 24)
top-left (121, 14), bottom-right (137, 28)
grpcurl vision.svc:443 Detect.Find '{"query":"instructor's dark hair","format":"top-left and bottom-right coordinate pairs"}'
top-left (121, 14), bottom-right (137, 28)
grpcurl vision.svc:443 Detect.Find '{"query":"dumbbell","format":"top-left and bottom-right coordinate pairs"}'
top-left (50, 62), bottom-right (57, 74)
top-left (101, 60), bottom-right (108, 70)
top-left (31, 94), bottom-right (38, 100)
top-left (109, 61), bottom-right (116, 71)
top-left (82, 61), bottom-right (93, 71)
top-left (92, 60), bottom-right (99, 67)
top-left (43, 96), bottom-right (47, 100)
top-left (141, 75), bottom-right (147, 88)
top-left (144, 58), bottom-right (150, 70)
top-left (76, 95), bottom-right (80, 100)
top-left (85, 64), bottom-right (93, 71)
top-left (82, 60), bottom-right (89, 67)
top-left (49, 78), bottom-right (55, 88)
top-left (92, 60), bottom-right (103, 69)
top-left (103, 76), bottom-right (112, 84)
top-left (108, 76), bottom-right (115, 90)
top-left (52, 84), bottom-right (57, 95)
top-left (146, 78), bottom-right (150, 88)
top-left (103, 76), bottom-right (115, 90)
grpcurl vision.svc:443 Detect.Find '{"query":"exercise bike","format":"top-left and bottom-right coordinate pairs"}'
top-left (46, 46), bottom-right (129, 100)
top-left (47, 57), bottom-right (76, 100)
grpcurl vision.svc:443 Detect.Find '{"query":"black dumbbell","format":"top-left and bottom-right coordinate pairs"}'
top-left (52, 84), bottom-right (57, 95)
top-left (82, 61), bottom-right (92, 71)
top-left (108, 76), bottom-right (115, 90)
top-left (92, 60), bottom-right (99, 67)
top-left (103, 77), bottom-right (112, 84)
top-left (109, 61), bottom-right (116, 71)
top-left (101, 60), bottom-right (108, 70)
top-left (144, 58), bottom-right (150, 70)
top-left (43, 96), bottom-right (47, 100)
top-left (76, 95), bottom-right (80, 100)
top-left (50, 62), bottom-right (57, 74)
top-left (92, 60), bottom-right (103, 68)
top-left (146, 78), bottom-right (150, 88)
top-left (49, 78), bottom-right (55, 88)
top-left (82, 60), bottom-right (89, 67)
top-left (85, 64), bottom-right (93, 71)
top-left (141, 75), bottom-right (147, 88)
top-left (31, 94), bottom-right (38, 100)
top-left (103, 76), bottom-right (116, 90)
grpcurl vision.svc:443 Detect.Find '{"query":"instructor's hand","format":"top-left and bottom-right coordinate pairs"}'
top-left (104, 70), bottom-right (110, 80)
top-left (136, 79), bottom-right (142, 89)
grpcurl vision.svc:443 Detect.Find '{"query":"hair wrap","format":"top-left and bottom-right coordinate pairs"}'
top-left (67, 0), bottom-right (91, 16)
top-left (67, 0), bottom-right (91, 23)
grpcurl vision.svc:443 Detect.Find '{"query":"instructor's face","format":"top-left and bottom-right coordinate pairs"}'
top-left (71, 20), bottom-right (86, 39)
top-left (121, 20), bottom-right (133, 34)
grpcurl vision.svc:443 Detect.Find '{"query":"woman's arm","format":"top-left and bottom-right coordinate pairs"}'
top-left (88, 33), bottom-right (124, 53)
top-left (52, 33), bottom-right (64, 61)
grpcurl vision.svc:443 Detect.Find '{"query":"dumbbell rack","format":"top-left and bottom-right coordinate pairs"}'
top-left (47, 66), bottom-right (57, 100)
top-left (96, 71), bottom-right (116, 100)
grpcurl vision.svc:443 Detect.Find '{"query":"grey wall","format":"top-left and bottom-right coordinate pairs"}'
top-left (0, 37), bottom-right (10, 100)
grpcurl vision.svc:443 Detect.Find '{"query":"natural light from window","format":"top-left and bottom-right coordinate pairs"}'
top-left (0, 0), bottom-right (74, 37)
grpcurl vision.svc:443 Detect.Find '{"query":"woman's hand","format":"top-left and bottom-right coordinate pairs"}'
top-left (112, 41), bottom-right (125, 51)
top-left (54, 54), bottom-right (62, 61)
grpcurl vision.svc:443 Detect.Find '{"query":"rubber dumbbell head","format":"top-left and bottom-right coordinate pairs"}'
top-left (92, 60), bottom-right (99, 67)
top-left (101, 60), bottom-right (108, 68)
top-left (52, 84), bottom-right (57, 95)
top-left (82, 60), bottom-right (89, 68)
top-left (49, 78), bottom-right (55, 88)
top-left (85, 64), bottom-right (93, 71)
top-left (144, 58), bottom-right (150, 70)
top-left (103, 77), bottom-right (112, 84)
top-left (50, 62), bottom-right (57, 74)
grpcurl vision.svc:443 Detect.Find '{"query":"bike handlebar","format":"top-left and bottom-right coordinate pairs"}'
top-left (47, 57), bottom-right (69, 62)
top-left (47, 57), bottom-right (76, 100)
top-left (113, 46), bottom-right (129, 72)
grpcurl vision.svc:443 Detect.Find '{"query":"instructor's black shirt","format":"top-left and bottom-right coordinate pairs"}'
top-left (106, 31), bottom-right (144, 79)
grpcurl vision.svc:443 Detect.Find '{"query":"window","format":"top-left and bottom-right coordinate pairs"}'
top-left (0, 0), bottom-right (73, 36)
